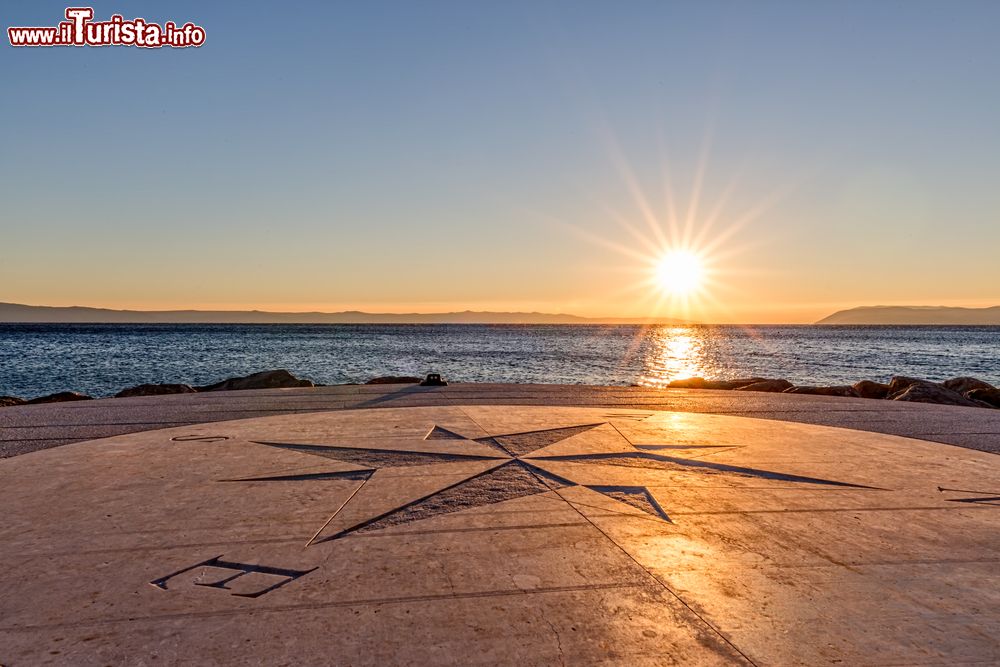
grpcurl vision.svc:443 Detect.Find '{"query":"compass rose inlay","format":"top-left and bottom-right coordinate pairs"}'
top-left (224, 421), bottom-right (872, 546)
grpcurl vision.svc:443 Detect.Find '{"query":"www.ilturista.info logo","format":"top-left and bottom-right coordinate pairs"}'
top-left (8, 7), bottom-right (205, 48)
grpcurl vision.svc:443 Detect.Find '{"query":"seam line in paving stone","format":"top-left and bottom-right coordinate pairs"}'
top-left (669, 505), bottom-right (993, 515)
top-left (0, 582), bottom-right (643, 633)
top-left (15, 522), bottom-right (596, 559)
top-left (0, 421), bottom-right (198, 429)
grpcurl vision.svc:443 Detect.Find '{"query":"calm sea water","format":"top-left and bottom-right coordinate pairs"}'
top-left (0, 324), bottom-right (998, 399)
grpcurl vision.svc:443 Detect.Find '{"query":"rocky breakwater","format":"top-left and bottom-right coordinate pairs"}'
top-left (0, 369), bottom-right (316, 407)
top-left (668, 375), bottom-right (1000, 409)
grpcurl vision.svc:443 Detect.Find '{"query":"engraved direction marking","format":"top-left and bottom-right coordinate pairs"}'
top-left (151, 556), bottom-right (316, 599)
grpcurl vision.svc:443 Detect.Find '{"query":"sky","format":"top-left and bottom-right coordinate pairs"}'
top-left (2, 1), bottom-right (999, 323)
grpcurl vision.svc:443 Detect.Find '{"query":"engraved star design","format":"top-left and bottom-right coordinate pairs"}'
top-left (226, 422), bottom-right (870, 546)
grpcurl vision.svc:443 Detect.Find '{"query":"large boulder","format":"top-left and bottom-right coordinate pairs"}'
top-left (784, 385), bottom-right (860, 397)
top-left (942, 377), bottom-right (996, 396)
top-left (887, 376), bottom-right (927, 396)
top-left (889, 382), bottom-right (982, 408)
top-left (968, 388), bottom-right (1000, 408)
top-left (723, 378), bottom-right (772, 389)
top-left (26, 391), bottom-right (93, 404)
top-left (735, 379), bottom-right (794, 393)
top-left (365, 376), bottom-right (422, 385)
top-left (198, 370), bottom-right (314, 392)
top-left (853, 380), bottom-right (891, 399)
top-left (0, 396), bottom-right (26, 408)
top-left (668, 377), bottom-right (765, 390)
top-left (115, 383), bottom-right (197, 398)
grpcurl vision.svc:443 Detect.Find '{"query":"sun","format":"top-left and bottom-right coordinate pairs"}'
top-left (655, 250), bottom-right (703, 296)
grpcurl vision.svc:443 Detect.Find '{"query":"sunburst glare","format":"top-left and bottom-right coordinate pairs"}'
top-left (654, 249), bottom-right (704, 296)
top-left (547, 135), bottom-right (798, 325)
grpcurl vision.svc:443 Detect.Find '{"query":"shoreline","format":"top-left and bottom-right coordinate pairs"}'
top-left (3, 369), bottom-right (999, 411)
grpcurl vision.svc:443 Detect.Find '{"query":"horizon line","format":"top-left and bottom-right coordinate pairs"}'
top-left (2, 301), bottom-right (999, 326)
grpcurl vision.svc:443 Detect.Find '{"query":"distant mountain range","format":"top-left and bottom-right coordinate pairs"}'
top-left (0, 302), bottom-right (685, 325)
top-left (817, 306), bottom-right (1000, 325)
top-left (5, 301), bottom-right (996, 325)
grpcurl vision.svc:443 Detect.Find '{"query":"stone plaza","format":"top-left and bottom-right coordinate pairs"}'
top-left (3, 385), bottom-right (1000, 664)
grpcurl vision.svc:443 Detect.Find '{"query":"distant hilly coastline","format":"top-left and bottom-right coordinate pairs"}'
top-left (0, 302), bottom-right (685, 325)
top-left (6, 301), bottom-right (997, 325)
top-left (817, 305), bottom-right (1000, 325)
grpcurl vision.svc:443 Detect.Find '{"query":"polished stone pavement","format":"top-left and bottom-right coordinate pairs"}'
top-left (2, 405), bottom-right (1000, 665)
top-left (3, 383), bottom-right (1000, 459)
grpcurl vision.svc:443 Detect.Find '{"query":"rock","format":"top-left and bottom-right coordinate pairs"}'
top-left (0, 396), bottom-right (26, 408)
top-left (115, 383), bottom-right (197, 398)
top-left (853, 380), bottom-right (891, 399)
top-left (727, 378), bottom-right (772, 389)
top-left (26, 391), bottom-right (93, 404)
top-left (420, 373), bottom-right (448, 387)
top-left (668, 377), bottom-right (765, 390)
top-left (735, 379), bottom-right (794, 393)
top-left (198, 370), bottom-right (314, 392)
top-left (666, 377), bottom-right (709, 389)
top-left (968, 388), bottom-right (1000, 408)
top-left (887, 376), bottom-right (927, 396)
top-left (942, 377), bottom-right (996, 396)
top-left (722, 378), bottom-right (768, 389)
top-left (784, 385), bottom-right (860, 397)
top-left (889, 382), bottom-right (982, 408)
top-left (365, 376), bottom-right (422, 385)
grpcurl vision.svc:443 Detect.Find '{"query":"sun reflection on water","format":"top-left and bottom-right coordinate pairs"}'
top-left (638, 326), bottom-right (713, 388)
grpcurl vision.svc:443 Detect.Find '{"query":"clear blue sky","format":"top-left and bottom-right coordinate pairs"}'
top-left (3, 1), bottom-right (999, 321)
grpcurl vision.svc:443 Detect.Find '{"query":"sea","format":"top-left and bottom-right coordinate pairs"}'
top-left (1, 324), bottom-right (998, 399)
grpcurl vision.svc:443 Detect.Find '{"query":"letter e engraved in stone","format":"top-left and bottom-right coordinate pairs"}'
top-left (150, 555), bottom-right (317, 598)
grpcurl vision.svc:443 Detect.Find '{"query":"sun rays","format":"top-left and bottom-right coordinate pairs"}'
top-left (550, 127), bottom-right (799, 324)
